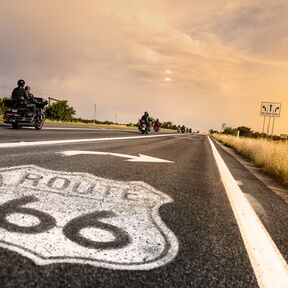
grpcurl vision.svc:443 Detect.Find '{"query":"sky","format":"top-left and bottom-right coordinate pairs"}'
top-left (0, 0), bottom-right (288, 133)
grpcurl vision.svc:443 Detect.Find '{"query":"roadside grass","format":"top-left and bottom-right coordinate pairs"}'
top-left (44, 119), bottom-right (136, 129)
top-left (0, 116), bottom-right (135, 128)
top-left (212, 134), bottom-right (288, 186)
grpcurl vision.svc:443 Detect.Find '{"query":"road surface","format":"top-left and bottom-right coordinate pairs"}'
top-left (0, 125), bottom-right (287, 288)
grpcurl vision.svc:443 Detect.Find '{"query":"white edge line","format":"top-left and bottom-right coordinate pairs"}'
top-left (0, 134), bottom-right (179, 149)
top-left (208, 137), bottom-right (288, 288)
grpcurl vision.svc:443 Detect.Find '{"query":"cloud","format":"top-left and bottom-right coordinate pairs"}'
top-left (0, 0), bottom-right (288, 133)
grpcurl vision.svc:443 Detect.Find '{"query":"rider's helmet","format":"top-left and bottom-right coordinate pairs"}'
top-left (25, 86), bottom-right (31, 91)
top-left (17, 79), bottom-right (25, 87)
top-left (144, 111), bottom-right (149, 116)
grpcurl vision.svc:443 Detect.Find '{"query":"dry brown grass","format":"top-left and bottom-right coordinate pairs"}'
top-left (44, 119), bottom-right (135, 129)
top-left (212, 134), bottom-right (288, 185)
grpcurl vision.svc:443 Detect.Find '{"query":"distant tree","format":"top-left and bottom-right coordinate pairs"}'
top-left (161, 121), bottom-right (175, 129)
top-left (102, 120), bottom-right (113, 125)
top-left (46, 100), bottom-right (75, 121)
top-left (223, 126), bottom-right (238, 136)
top-left (251, 131), bottom-right (262, 139)
top-left (237, 126), bottom-right (253, 137)
top-left (0, 97), bottom-right (7, 115)
top-left (272, 135), bottom-right (281, 141)
top-left (209, 129), bottom-right (219, 134)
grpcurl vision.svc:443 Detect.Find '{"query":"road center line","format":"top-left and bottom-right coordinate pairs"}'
top-left (208, 137), bottom-right (288, 288)
top-left (0, 134), bottom-right (179, 149)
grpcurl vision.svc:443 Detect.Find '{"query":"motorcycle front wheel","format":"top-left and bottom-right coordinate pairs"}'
top-left (12, 123), bottom-right (21, 129)
top-left (34, 120), bottom-right (44, 130)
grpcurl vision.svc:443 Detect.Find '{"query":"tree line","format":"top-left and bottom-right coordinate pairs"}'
top-left (210, 126), bottom-right (282, 140)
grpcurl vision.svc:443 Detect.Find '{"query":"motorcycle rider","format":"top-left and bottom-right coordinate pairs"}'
top-left (25, 86), bottom-right (36, 112)
top-left (140, 111), bottom-right (151, 130)
top-left (25, 86), bottom-right (34, 101)
top-left (154, 118), bottom-right (161, 131)
top-left (12, 79), bottom-right (29, 105)
top-left (181, 125), bottom-right (186, 133)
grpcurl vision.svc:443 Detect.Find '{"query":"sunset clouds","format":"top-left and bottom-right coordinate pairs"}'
top-left (0, 0), bottom-right (288, 132)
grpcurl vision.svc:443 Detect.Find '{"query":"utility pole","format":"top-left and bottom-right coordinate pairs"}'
top-left (271, 117), bottom-right (276, 137)
top-left (115, 113), bottom-right (117, 124)
top-left (261, 116), bottom-right (266, 138)
top-left (1, 78), bottom-right (5, 97)
top-left (3, 78), bottom-right (5, 97)
top-left (266, 116), bottom-right (271, 136)
top-left (93, 104), bottom-right (96, 124)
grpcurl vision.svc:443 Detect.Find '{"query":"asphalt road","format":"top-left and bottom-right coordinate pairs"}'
top-left (0, 125), bottom-right (287, 288)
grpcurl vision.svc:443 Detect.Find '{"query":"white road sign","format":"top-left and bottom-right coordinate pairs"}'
top-left (0, 166), bottom-right (178, 270)
top-left (260, 102), bottom-right (281, 117)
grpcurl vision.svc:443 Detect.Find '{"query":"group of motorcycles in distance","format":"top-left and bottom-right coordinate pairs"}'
top-left (138, 117), bottom-right (193, 135)
top-left (177, 125), bottom-right (193, 133)
top-left (4, 80), bottom-right (195, 134)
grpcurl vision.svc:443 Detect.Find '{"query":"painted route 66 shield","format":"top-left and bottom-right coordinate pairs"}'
top-left (0, 166), bottom-right (178, 270)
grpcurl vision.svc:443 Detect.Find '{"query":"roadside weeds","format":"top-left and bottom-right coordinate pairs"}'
top-left (212, 134), bottom-right (288, 187)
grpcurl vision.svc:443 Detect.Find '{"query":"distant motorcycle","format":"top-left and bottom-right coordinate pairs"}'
top-left (4, 97), bottom-right (48, 130)
top-left (153, 122), bottom-right (161, 132)
top-left (139, 121), bottom-right (150, 134)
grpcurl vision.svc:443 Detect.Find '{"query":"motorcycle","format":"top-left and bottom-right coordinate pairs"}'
top-left (153, 122), bottom-right (161, 132)
top-left (4, 97), bottom-right (48, 130)
top-left (138, 121), bottom-right (150, 134)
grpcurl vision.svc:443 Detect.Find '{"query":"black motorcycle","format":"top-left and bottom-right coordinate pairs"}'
top-left (4, 97), bottom-right (48, 130)
top-left (138, 120), bottom-right (150, 134)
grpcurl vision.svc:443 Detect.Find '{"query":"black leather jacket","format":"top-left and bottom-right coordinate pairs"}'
top-left (140, 114), bottom-right (151, 126)
top-left (12, 87), bottom-right (29, 102)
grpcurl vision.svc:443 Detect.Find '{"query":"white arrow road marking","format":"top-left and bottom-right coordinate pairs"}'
top-left (0, 133), bottom-right (179, 149)
top-left (209, 137), bottom-right (288, 288)
top-left (58, 151), bottom-right (174, 163)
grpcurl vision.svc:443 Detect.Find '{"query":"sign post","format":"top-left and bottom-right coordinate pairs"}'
top-left (93, 104), bottom-right (96, 124)
top-left (260, 102), bottom-right (281, 137)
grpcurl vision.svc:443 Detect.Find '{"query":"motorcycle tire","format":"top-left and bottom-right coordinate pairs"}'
top-left (34, 120), bottom-right (44, 130)
top-left (12, 123), bottom-right (21, 129)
